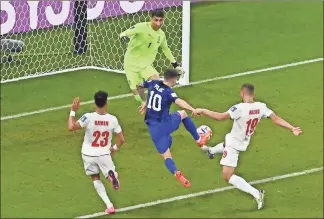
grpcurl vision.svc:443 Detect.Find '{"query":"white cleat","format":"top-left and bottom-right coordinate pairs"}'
top-left (256, 190), bottom-right (265, 210)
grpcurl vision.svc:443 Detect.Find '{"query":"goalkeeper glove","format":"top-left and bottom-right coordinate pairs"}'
top-left (120, 34), bottom-right (130, 44)
top-left (171, 62), bottom-right (185, 78)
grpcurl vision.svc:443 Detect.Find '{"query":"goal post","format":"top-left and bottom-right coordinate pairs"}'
top-left (0, 0), bottom-right (190, 85)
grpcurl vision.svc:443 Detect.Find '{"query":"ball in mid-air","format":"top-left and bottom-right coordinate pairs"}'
top-left (196, 125), bottom-right (212, 140)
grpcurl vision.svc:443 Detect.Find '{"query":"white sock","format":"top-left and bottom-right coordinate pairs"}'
top-left (229, 174), bottom-right (260, 199)
top-left (209, 142), bottom-right (224, 154)
top-left (93, 180), bottom-right (113, 208)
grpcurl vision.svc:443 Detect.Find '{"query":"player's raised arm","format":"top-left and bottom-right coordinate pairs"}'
top-left (160, 37), bottom-right (185, 76)
top-left (269, 113), bottom-right (302, 136)
top-left (68, 97), bottom-right (83, 131)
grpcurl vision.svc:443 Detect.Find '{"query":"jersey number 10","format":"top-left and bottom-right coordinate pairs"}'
top-left (92, 131), bottom-right (110, 147)
top-left (147, 91), bottom-right (162, 111)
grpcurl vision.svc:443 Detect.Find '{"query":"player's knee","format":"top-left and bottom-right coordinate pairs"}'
top-left (91, 174), bottom-right (100, 181)
top-left (222, 168), bottom-right (234, 182)
top-left (178, 110), bottom-right (187, 120)
top-left (161, 149), bottom-right (172, 160)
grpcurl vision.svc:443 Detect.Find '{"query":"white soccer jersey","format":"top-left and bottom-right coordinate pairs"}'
top-left (77, 112), bottom-right (122, 156)
top-left (226, 102), bottom-right (273, 151)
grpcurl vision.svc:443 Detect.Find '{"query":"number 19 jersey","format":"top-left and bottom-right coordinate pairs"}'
top-left (77, 112), bottom-right (122, 156)
top-left (226, 102), bottom-right (273, 151)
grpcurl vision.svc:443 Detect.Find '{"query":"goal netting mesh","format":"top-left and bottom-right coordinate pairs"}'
top-left (0, 1), bottom-right (187, 83)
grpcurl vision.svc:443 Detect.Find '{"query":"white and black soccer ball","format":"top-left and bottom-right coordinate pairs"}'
top-left (196, 125), bottom-right (212, 140)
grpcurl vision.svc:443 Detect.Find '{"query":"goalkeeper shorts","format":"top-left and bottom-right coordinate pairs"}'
top-left (124, 65), bottom-right (159, 90)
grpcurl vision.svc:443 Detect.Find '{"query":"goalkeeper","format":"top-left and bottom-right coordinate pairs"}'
top-left (119, 9), bottom-right (185, 104)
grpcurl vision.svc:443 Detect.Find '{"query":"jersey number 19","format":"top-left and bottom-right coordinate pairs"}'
top-left (147, 91), bottom-right (162, 112)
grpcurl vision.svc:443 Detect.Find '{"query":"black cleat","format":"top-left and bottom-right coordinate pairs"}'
top-left (207, 149), bottom-right (215, 159)
top-left (108, 170), bottom-right (120, 190)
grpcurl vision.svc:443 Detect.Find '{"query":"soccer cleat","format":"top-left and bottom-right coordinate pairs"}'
top-left (196, 131), bottom-right (212, 147)
top-left (207, 148), bottom-right (215, 159)
top-left (108, 170), bottom-right (120, 190)
top-left (255, 190), bottom-right (265, 210)
top-left (105, 206), bottom-right (115, 214)
top-left (175, 171), bottom-right (191, 188)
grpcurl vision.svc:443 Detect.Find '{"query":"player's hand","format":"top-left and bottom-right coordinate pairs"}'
top-left (138, 101), bottom-right (147, 115)
top-left (192, 108), bottom-right (204, 116)
top-left (175, 66), bottom-right (185, 78)
top-left (292, 127), bottom-right (302, 136)
top-left (71, 97), bottom-right (80, 111)
top-left (120, 36), bottom-right (130, 44)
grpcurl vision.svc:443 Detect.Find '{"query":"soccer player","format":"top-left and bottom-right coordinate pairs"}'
top-left (67, 91), bottom-right (125, 214)
top-left (119, 9), bottom-right (185, 104)
top-left (193, 84), bottom-right (302, 209)
top-left (138, 69), bottom-right (212, 187)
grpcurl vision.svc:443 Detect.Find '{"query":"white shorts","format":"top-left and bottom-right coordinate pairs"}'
top-left (81, 154), bottom-right (116, 178)
top-left (220, 145), bottom-right (240, 168)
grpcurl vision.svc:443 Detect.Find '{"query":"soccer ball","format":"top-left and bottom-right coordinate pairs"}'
top-left (196, 125), bottom-right (212, 140)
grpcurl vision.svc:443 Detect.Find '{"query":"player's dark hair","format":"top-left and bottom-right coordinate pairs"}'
top-left (151, 9), bottom-right (164, 18)
top-left (94, 91), bottom-right (108, 108)
top-left (241, 83), bottom-right (255, 94)
top-left (164, 69), bottom-right (180, 80)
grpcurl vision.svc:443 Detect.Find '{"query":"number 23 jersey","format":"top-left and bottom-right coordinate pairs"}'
top-left (77, 112), bottom-right (122, 156)
top-left (226, 102), bottom-right (273, 151)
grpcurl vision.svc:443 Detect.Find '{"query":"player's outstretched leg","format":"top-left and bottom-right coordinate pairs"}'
top-left (91, 175), bottom-right (115, 214)
top-left (162, 148), bottom-right (191, 188)
top-left (177, 110), bottom-right (211, 147)
top-left (207, 142), bottom-right (225, 159)
top-left (223, 166), bottom-right (265, 210)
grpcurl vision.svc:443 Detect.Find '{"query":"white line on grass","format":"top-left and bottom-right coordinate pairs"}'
top-left (75, 166), bottom-right (323, 218)
top-left (1, 57), bottom-right (323, 121)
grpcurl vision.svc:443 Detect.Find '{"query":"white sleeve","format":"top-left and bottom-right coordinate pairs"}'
top-left (262, 105), bottom-right (274, 118)
top-left (227, 104), bottom-right (241, 120)
top-left (113, 117), bottom-right (122, 134)
top-left (77, 113), bottom-right (90, 128)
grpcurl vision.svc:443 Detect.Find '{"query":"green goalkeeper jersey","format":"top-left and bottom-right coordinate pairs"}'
top-left (120, 22), bottom-right (176, 69)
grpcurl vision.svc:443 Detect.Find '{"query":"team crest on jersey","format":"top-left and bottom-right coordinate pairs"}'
top-left (230, 106), bottom-right (237, 112)
top-left (80, 115), bottom-right (87, 122)
top-left (157, 36), bottom-right (161, 43)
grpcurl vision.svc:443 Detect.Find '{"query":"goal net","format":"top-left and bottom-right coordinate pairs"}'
top-left (0, 1), bottom-right (190, 85)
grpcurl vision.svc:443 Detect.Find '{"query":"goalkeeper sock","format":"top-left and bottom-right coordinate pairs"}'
top-left (164, 158), bottom-right (177, 174)
top-left (134, 94), bottom-right (143, 104)
top-left (182, 117), bottom-right (200, 141)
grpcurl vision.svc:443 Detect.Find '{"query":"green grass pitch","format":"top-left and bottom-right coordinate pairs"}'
top-left (1, 1), bottom-right (323, 218)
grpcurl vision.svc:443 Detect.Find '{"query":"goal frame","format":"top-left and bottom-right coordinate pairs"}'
top-left (0, 1), bottom-right (191, 85)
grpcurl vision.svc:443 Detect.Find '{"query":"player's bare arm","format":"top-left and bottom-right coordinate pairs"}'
top-left (110, 131), bottom-right (125, 153)
top-left (175, 98), bottom-right (195, 113)
top-left (68, 97), bottom-right (82, 131)
top-left (194, 108), bottom-right (231, 121)
top-left (269, 113), bottom-right (302, 136)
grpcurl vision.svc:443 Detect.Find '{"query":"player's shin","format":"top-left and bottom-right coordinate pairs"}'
top-left (209, 142), bottom-right (224, 154)
top-left (93, 180), bottom-right (113, 208)
top-left (228, 174), bottom-right (260, 200)
top-left (182, 117), bottom-right (200, 141)
top-left (164, 158), bottom-right (177, 174)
